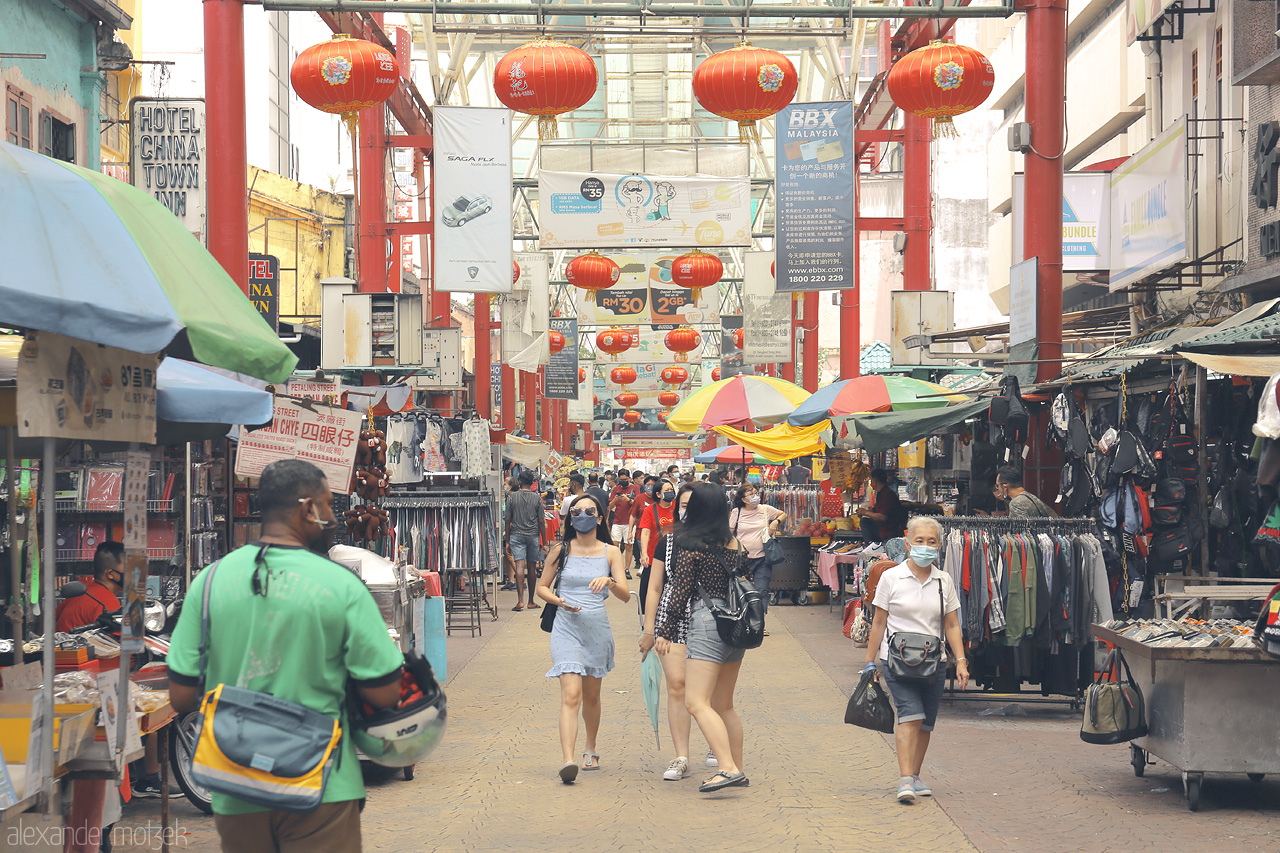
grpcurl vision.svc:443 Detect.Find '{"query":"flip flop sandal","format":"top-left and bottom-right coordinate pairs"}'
top-left (511, 604), bottom-right (524, 611)
top-left (583, 750), bottom-right (600, 770)
top-left (527, 602), bottom-right (541, 610)
top-left (698, 771), bottom-right (748, 792)
top-left (559, 762), bottom-right (579, 784)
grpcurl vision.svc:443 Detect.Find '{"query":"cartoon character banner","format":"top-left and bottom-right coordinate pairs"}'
top-left (539, 171), bottom-right (751, 249)
top-left (573, 249), bottom-right (720, 327)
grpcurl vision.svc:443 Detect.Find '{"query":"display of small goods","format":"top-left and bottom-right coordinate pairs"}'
top-left (1098, 618), bottom-right (1256, 649)
top-left (54, 464), bottom-right (178, 510)
top-left (345, 428), bottom-right (391, 543)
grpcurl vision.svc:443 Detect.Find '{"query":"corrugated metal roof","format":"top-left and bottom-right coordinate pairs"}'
top-left (1176, 299), bottom-right (1280, 350)
top-left (1061, 326), bottom-right (1188, 380)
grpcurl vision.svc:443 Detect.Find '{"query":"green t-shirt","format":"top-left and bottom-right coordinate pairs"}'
top-left (167, 544), bottom-right (405, 816)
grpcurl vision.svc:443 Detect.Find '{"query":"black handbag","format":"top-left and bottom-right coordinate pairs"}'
top-left (540, 554), bottom-right (562, 633)
top-left (695, 547), bottom-right (765, 650)
top-left (762, 534), bottom-right (786, 566)
top-left (885, 577), bottom-right (945, 684)
top-left (844, 669), bottom-right (894, 733)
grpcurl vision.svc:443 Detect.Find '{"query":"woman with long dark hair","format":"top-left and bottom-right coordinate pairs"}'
top-left (655, 483), bottom-right (751, 792)
top-left (536, 494), bottom-right (630, 784)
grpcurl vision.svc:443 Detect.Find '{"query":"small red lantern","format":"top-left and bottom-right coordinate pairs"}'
top-left (671, 250), bottom-right (723, 302)
top-left (657, 411), bottom-right (670, 424)
top-left (493, 39), bottom-right (598, 140)
top-left (578, 367), bottom-right (586, 383)
top-left (623, 410), bottom-right (642, 425)
top-left (566, 251), bottom-right (620, 303)
top-left (513, 260), bottom-right (521, 284)
top-left (616, 391), bottom-right (640, 411)
top-left (733, 328), bottom-right (745, 350)
top-left (887, 41), bottom-right (995, 138)
top-left (692, 43), bottom-right (798, 142)
top-left (660, 366), bottom-right (689, 387)
top-left (770, 260), bottom-right (775, 278)
top-left (658, 391), bottom-right (681, 408)
top-left (548, 330), bottom-right (566, 354)
top-left (597, 327), bottom-right (634, 361)
top-left (291, 35), bottom-right (398, 134)
top-left (711, 366), bottom-right (722, 382)
top-left (665, 327), bottom-right (702, 363)
top-left (610, 365), bottom-right (638, 389)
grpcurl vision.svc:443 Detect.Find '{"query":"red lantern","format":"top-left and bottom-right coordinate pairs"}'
top-left (658, 391), bottom-right (681, 408)
top-left (692, 43), bottom-right (798, 142)
top-left (610, 365), bottom-right (638, 389)
top-left (733, 328), bottom-right (745, 350)
top-left (616, 391), bottom-right (640, 411)
top-left (493, 39), bottom-right (598, 140)
top-left (671, 250), bottom-right (723, 302)
top-left (657, 411), bottom-right (670, 424)
top-left (593, 395), bottom-right (599, 405)
top-left (548, 330), bottom-right (566, 354)
top-left (770, 260), bottom-right (775, 278)
top-left (596, 327), bottom-right (634, 361)
top-left (623, 410), bottom-right (642, 425)
top-left (711, 366), bottom-right (722, 382)
top-left (660, 366), bottom-right (689, 387)
top-left (566, 251), bottom-right (620, 303)
top-left (887, 41), bottom-right (994, 138)
top-left (291, 35), bottom-right (398, 133)
top-left (513, 260), bottom-right (521, 284)
top-left (578, 367), bottom-right (586, 383)
top-left (665, 327), bottom-right (702, 363)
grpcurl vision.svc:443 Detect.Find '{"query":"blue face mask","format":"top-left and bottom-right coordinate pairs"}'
top-left (909, 545), bottom-right (939, 565)
top-left (571, 514), bottom-right (599, 533)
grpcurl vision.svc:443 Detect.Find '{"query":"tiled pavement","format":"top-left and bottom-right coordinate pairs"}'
top-left (113, 591), bottom-right (1278, 852)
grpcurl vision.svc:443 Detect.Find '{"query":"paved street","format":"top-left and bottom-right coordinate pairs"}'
top-left (114, 592), bottom-right (1279, 853)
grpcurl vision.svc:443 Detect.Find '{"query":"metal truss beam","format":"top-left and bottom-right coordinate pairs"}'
top-left (262, 1), bottom-right (1017, 20)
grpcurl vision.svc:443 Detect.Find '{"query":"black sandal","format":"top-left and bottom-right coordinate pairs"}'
top-left (698, 771), bottom-right (748, 792)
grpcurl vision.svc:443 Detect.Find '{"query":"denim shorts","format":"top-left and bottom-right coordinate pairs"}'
top-left (879, 663), bottom-right (947, 731)
top-left (686, 600), bottom-right (746, 665)
top-left (509, 534), bottom-right (542, 563)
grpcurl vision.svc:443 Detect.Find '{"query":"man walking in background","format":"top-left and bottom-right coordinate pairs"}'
top-left (506, 471), bottom-right (547, 611)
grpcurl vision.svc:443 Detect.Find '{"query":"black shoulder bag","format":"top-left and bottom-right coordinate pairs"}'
top-left (540, 546), bottom-right (566, 633)
top-left (694, 544), bottom-right (766, 650)
top-left (885, 575), bottom-right (946, 684)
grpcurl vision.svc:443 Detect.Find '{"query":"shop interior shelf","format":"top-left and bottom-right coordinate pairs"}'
top-left (54, 548), bottom-right (180, 562)
top-left (47, 498), bottom-right (179, 514)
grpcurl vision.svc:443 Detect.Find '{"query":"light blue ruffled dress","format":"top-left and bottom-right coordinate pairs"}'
top-left (546, 554), bottom-right (615, 679)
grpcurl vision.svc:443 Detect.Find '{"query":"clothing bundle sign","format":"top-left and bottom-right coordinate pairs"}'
top-left (433, 107), bottom-right (513, 294)
top-left (17, 331), bottom-right (159, 443)
top-left (742, 251), bottom-right (792, 363)
top-left (235, 398), bottom-right (363, 490)
top-left (545, 318), bottom-right (579, 400)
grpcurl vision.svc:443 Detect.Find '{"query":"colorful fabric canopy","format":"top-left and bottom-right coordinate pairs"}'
top-left (693, 445), bottom-right (775, 465)
top-left (712, 420), bottom-right (830, 463)
top-left (666, 375), bottom-right (811, 433)
top-left (788, 375), bottom-right (969, 426)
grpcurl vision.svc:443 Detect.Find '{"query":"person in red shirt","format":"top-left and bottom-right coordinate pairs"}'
top-left (628, 474), bottom-right (658, 570)
top-left (607, 470), bottom-right (639, 579)
top-left (638, 481), bottom-right (678, 569)
top-left (55, 542), bottom-right (124, 633)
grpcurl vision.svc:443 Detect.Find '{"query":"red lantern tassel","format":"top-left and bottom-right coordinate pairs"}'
top-left (538, 115), bottom-right (558, 141)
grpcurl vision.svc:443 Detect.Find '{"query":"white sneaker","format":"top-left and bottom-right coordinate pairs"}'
top-left (706, 750), bottom-right (718, 768)
top-left (663, 756), bottom-right (691, 781)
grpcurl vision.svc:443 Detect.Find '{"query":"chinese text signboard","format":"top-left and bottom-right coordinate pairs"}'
top-left (235, 398), bottom-right (363, 490)
top-left (248, 254), bottom-right (279, 332)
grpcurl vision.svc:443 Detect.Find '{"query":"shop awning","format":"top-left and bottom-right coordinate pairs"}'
top-left (841, 400), bottom-right (990, 455)
top-left (504, 433), bottom-right (551, 467)
top-left (711, 420), bottom-right (830, 463)
top-left (1179, 352), bottom-right (1280, 377)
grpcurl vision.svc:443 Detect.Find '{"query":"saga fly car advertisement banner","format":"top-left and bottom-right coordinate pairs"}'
top-left (539, 171), bottom-right (751, 249)
top-left (434, 107), bottom-right (513, 294)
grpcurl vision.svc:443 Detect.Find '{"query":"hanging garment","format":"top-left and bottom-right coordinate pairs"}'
top-left (461, 418), bottom-right (493, 478)
top-left (386, 414), bottom-right (424, 484)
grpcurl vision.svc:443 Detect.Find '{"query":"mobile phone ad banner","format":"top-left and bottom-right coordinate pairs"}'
top-left (539, 171), bottom-right (751, 249)
top-left (573, 249), bottom-right (720, 328)
top-left (434, 107), bottom-right (513, 294)
top-left (775, 101), bottom-right (855, 292)
top-left (545, 318), bottom-right (579, 401)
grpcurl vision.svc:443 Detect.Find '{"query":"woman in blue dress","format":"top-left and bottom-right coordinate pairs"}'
top-left (536, 493), bottom-right (630, 783)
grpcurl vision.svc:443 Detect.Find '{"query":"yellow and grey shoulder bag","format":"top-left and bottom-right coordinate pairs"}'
top-left (189, 549), bottom-right (344, 813)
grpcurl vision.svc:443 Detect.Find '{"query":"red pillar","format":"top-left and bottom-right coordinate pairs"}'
top-left (902, 111), bottom-right (933, 291)
top-left (537, 369), bottom-right (550, 443)
top-left (780, 295), bottom-right (797, 383)
top-left (1025, 0), bottom-right (1067, 382)
top-left (522, 370), bottom-right (536, 437)
top-left (203, 0), bottom-right (248, 295)
top-left (839, 170), bottom-right (861, 379)
top-left (502, 364), bottom-right (516, 433)
top-left (357, 27), bottom-right (389, 294)
top-left (475, 295), bottom-right (490, 418)
top-left (802, 292), bottom-right (820, 391)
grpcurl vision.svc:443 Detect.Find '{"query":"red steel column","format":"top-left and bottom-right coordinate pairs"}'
top-left (1025, 0), bottom-right (1067, 381)
top-left (357, 15), bottom-right (389, 294)
top-left (839, 171), bottom-right (861, 378)
top-left (902, 111), bottom-right (933, 291)
top-left (474, 295), bottom-right (490, 418)
top-left (502, 364), bottom-right (516, 433)
top-left (780, 296), bottom-right (797, 383)
top-left (203, 0), bottom-right (249, 295)
top-left (802, 292), bottom-right (820, 391)
top-left (522, 370), bottom-right (536, 436)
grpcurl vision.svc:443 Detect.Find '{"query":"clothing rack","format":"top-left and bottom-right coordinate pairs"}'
top-left (938, 515), bottom-right (1096, 532)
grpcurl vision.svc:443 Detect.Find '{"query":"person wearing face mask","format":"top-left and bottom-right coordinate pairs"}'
top-left (730, 483), bottom-right (787, 622)
top-left (628, 474), bottom-right (659, 571)
top-left (638, 480), bottom-right (679, 575)
top-left (863, 516), bottom-right (967, 804)
top-left (536, 495), bottom-right (630, 783)
top-left (608, 470), bottom-right (639, 580)
top-left (166, 460), bottom-right (404, 847)
top-left (56, 541), bottom-right (126, 633)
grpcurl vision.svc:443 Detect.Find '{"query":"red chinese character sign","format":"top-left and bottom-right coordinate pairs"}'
top-left (235, 398), bottom-right (364, 491)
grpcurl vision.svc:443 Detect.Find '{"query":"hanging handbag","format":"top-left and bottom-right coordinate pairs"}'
top-left (1080, 648), bottom-right (1148, 744)
top-left (850, 606), bottom-right (872, 645)
top-left (885, 576), bottom-right (946, 685)
top-left (695, 548), bottom-right (766, 650)
top-left (844, 669), bottom-right (895, 733)
top-left (190, 554), bottom-right (347, 813)
top-left (762, 531), bottom-right (786, 566)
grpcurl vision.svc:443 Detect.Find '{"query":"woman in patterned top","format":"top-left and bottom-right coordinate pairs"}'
top-left (655, 482), bottom-right (751, 793)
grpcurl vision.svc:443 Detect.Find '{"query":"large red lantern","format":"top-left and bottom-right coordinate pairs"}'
top-left (660, 366), bottom-right (688, 387)
top-left (566, 251), bottom-right (620, 303)
top-left (665, 327), bottom-right (702, 363)
top-left (548, 330), bottom-right (566, 354)
top-left (692, 43), bottom-right (798, 142)
top-left (623, 410), bottom-right (642, 425)
top-left (658, 391), bottom-right (681, 408)
top-left (887, 41), bottom-right (994, 138)
top-left (493, 39), bottom-right (598, 140)
top-left (671, 250), bottom-right (723, 302)
top-left (291, 35), bottom-right (398, 133)
top-left (596, 327), bottom-right (634, 361)
top-left (616, 391), bottom-right (640, 412)
top-left (610, 365), bottom-right (638, 389)
top-left (711, 366), bottom-right (722, 382)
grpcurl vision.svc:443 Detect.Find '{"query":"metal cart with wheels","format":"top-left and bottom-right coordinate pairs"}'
top-left (1094, 625), bottom-right (1280, 811)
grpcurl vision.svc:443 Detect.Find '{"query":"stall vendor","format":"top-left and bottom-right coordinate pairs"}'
top-left (55, 541), bottom-right (124, 633)
top-left (856, 469), bottom-right (906, 542)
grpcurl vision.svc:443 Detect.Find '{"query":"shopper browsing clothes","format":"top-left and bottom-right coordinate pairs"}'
top-left (996, 467), bottom-right (1059, 518)
top-left (862, 516), bottom-right (967, 804)
top-left (506, 471), bottom-right (546, 611)
top-left (730, 482), bottom-right (788, 622)
top-left (655, 483), bottom-right (752, 793)
top-left (537, 494), bottom-right (630, 784)
top-left (167, 460), bottom-right (405, 850)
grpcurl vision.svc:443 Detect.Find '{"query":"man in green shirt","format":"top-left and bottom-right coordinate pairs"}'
top-left (167, 459), bottom-right (404, 852)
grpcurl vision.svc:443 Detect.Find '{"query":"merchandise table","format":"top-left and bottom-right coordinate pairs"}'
top-left (1092, 624), bottom-right (1280, 811)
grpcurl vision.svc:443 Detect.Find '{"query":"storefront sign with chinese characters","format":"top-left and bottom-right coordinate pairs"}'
top-left (235, 397), bottom-right (363, 490)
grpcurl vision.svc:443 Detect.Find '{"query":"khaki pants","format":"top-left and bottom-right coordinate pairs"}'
top-left (214, 800), bottom-right (361, 853)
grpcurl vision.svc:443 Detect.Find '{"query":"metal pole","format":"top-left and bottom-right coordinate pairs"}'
top-left (203, 0), bottom-right (250, 295)
top-left (40, 435), bottom-right (55, 809)
top-left (1194, 366), bottom-right (1209, 575)
top-left (6, 427), bottom-right (20, 642)
top-left (839, 171), bottom-right (861, 379)
top-left (475, 295), bottom-right (491, 419)
top-left (1025, 0), bottom-right (1068, 382)
top-left (903, 110), bottom-right (933, 291)
top-left (261, 0), bottom-right (1018, 19)
top-left (801, 292), bottom-right (820, 391)
top-left (185, 442), bottom-right (193, 588)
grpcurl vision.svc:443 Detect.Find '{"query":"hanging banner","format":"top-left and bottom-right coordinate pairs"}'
top-left (720, 315), bottom-right (748, 378)
top-left (17, 331), bottom-right (159, 443)
top-left (130, 98), bottom-right (206, 241)
top-left (503, 253), bottom-right (550, 362)
top-left (433, 107), bottom-right (513, 294)
top-left (235, 398), bottom-right (363, 490)
top-left (539, 170), bottom-right (751, 248)
top-left (742, 251), bottom-right (792, 363)
top-left (775, 101), bottom-right (855, 292)
top-left (573, 249), bottom-right (720, 327)
top-left (567, 363), bottom-right (593, 423)
top-left (595, 326), bottom-right (707, 364)
top-left (1109, 117), bottom-right (1188, 291)
top-left (545, 318), bottom-right (579, 400)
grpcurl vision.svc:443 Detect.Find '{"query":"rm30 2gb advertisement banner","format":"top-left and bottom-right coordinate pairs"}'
top-left (539, 171), bottom-right (751, 248)
top-left (434, 107), bottom-right (513, 294)
top-left (573, 249), bottom-right (720, 328)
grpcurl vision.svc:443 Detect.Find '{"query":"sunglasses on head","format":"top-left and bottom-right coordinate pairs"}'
top-left (571, 508), bottom-right (598, 517)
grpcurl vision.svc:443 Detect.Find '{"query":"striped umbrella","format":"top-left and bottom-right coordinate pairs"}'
top-left (787, 375), bottom-right (970, 426)
top-left (666, 375), bottom-right (810, 433)
top-left (693, 445), bottom-right (777, 465)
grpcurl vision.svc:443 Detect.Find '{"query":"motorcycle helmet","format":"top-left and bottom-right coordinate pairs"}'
top-left (348, 651), bottom-right (447, 767)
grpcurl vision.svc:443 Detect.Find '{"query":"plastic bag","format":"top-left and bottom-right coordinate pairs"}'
top-left (844, 669), bottom-right (895, 733)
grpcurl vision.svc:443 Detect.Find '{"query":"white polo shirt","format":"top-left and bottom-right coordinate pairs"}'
top-left (872, 562), bottom-right (962, 663)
